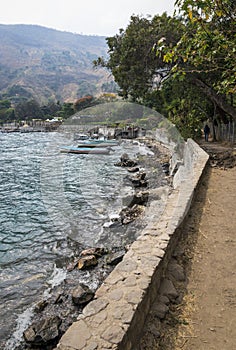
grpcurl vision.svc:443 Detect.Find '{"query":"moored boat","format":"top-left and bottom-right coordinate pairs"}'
top-left (76, 140), bottom-right (119, 148)
top-left (73, 133), bottom-right (90, 141)
top-left (60, 146), bottom-right (111, 155)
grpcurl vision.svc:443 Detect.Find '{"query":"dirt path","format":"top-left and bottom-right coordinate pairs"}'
top-left (177, 165), bottom-right (236, 350)
top-left (139, 142), bottom-right (236, 350)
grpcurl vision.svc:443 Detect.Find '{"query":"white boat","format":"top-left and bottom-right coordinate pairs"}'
top-left (73, 133), bottom-right (90, 141)
top-left (76, 139), bottom-right (119, 148)
top-left (60, 146), bottom-right (110, 155)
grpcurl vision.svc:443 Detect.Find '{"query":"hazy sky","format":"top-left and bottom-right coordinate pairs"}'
top-left (0, 0), bottom-right (175, 36)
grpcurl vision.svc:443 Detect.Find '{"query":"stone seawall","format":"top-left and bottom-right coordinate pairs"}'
top-left (56, 138), bottom-right (209, 350)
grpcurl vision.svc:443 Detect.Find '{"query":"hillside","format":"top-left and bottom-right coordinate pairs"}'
top-left (0, 24), bottom-right (112, 104)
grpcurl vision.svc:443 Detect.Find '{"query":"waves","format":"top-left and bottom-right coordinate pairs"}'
top-left (0, 132), bottom-right (142, 348)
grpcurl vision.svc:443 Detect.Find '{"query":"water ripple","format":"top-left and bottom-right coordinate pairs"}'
top-left (0, 132), bottom-right (147, 348)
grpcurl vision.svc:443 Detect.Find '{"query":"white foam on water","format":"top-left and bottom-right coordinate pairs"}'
top-left (4, 265), bottom-right (67, 350)
top-left (109, 213), bottom-right (120, 221)
top-left (137, 143), bottom-right (154, 155)
top-left (43, 264), bottom-right (67, 299)
top-left (77, 270), bottom-right (100, 290)
top-left (47, 264), bottom-right (67, 290)
top-left (4, 307), bottom-right (34, 350)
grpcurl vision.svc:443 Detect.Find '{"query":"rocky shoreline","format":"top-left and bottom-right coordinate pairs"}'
top-left (13, 139), bottom-right (172, 350)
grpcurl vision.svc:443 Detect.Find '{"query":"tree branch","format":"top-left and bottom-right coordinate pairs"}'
top-left (193, 78), bottom-right (236, 120)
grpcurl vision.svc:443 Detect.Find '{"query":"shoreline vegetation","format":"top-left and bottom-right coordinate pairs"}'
top-left (11, 138), bottom-right (172, 350)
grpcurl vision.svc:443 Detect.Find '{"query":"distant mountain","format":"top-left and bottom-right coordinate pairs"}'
top-left (0, 24), bottom-right (113, 104)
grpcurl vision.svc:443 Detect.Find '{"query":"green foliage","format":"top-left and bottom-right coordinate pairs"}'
top-left (56, 102), bottom-right (75, 119)
top-left (0, 100), bottom-right (11, 109)
top-left (40, 102), bottom-right (61, 120)
top-left (94, 13), bottom-right (183, 102)
top-left (15, 99), bottom-right (43, 120)
top-left (180, 1), bottom-right (236, 121)
top-left (160, 0), bottom-right (236, 96)
top-left (0, 98), bottom-right (84, 124)
top-left (94, 1), bottom-right (236, 136)
top-left (0, 99), bottom-right (15, 123)
top-left (145, 76), bottom-right (211, 139)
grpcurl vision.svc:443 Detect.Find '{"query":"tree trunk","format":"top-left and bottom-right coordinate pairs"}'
top-left (212, 103), bottom-right (217, 141)
top-left (193, 78), bottom-right (236, 121)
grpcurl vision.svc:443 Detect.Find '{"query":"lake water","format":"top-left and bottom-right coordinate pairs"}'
top-left (0, 131), bottom-right (159, 349)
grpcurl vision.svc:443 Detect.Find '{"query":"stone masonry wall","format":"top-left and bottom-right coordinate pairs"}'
top-left (56, 138), bottom-right (209, 350)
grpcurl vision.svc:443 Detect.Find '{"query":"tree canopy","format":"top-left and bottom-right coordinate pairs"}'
top-left (172, 0), bottom-right (235, 95)
top-left (94, 1), bottom-right (236, 137)
top-left (158, 0), bottom-right (236, 120)
top-left (94, 13), bottom-right (183, 101)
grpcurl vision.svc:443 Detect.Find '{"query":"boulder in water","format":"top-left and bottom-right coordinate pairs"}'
top-left (23, 315), bottom-right (61, 347)
top-left (77, 255), bottom-right (98, 270)
top-left (114, 153), bottom-right (138, 167)
top-left (72, 284), bottom-right (94, 305)
top-left (80, 247), bottom-right (106, 257)
top-left (127, 166), bottom-right (139, 173)
top-left (128, 190), bottom-right (149, 207)
top-left (126, 172), bottom-right (147, 188)
top-left (120, 204), bottom-right (144, 224)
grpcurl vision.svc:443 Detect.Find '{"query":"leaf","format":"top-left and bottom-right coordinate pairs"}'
top-left (215, 10), bottom-right (223, 17)
top-left (188, 9), bottom-right (193, 21)
top-left (163, 52), bottom-right (174, 63)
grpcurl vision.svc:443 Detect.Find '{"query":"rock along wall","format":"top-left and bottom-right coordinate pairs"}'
top-left (56, 138), bottom-right (209, 350)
